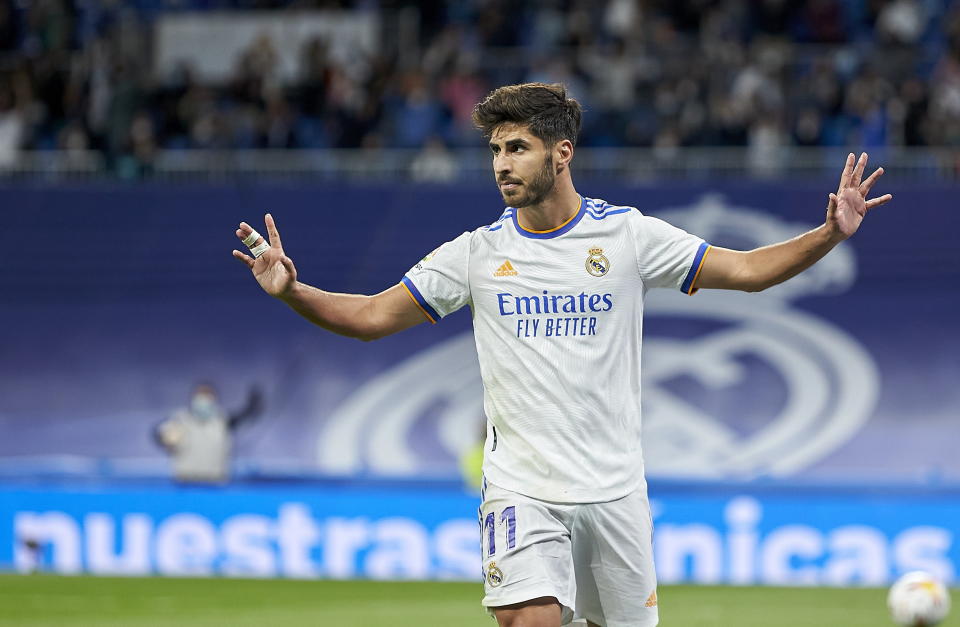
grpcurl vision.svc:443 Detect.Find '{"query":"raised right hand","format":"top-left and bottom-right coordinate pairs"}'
top-left (232, 213), bottom-right (298, 299)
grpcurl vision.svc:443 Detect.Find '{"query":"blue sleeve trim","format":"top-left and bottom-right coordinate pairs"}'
top-left (401, 275), bottom-right (441, 323)
top-left (681, 242), bottom-right (711, 295)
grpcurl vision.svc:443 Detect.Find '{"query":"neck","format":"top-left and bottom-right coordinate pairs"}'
top-left (516, 176), bottom-right (580, 232)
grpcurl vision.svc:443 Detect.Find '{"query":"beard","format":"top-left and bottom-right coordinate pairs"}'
top-left (500, 155), bottom-right (556, 208)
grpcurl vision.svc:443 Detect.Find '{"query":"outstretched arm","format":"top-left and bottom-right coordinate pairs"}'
top-left (695, 152), bottom-right (893, 292)
top-left (227, 387), bottom-right (263, 430)
top-left (232, 214), bottom-right (428, 341)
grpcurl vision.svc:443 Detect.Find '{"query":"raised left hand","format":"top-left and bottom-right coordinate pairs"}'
top-left (827, 152), bottom-right (893, 240)
top-left (233, 213), bottom-right (299, 299)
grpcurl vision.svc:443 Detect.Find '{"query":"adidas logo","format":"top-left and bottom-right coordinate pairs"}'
top-left (645, 590), bottom-right (658, 608)
top-left (494, 260), bottom-right (518, 277)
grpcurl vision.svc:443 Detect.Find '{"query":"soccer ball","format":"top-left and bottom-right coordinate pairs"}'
top-left (887, 571), bottom-right (951, 627)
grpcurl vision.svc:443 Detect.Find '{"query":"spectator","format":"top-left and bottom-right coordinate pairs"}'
top-left (877, 0), bottom-right (927, 46)
top-left (0, 0), bottom-right (956, 173)
top-left (438, 55), bottom-right (486, 146)
top-left (0, 0), bottom-right (17, 51)
top-left (154, 383), bottom-right (263, 484)
top-left (387, 72), bottom-right (444, 148)
top-left (410, 135), bottom-right (458, 182)
top-left (0, 82), bottom-right (24, 169)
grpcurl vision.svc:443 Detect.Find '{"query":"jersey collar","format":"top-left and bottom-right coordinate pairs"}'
top-left (511, 196), bottom-right (585, 240)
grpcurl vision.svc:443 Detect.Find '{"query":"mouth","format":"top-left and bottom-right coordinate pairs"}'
top-left (499, 181), bottom-right (521, 191)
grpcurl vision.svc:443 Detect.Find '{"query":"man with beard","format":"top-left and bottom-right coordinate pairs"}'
top-left (232, 83), bottom-right (891, 627)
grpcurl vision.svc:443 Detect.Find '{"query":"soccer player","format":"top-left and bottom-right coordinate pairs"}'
top-left (232, 83), bottom-right (891, 627)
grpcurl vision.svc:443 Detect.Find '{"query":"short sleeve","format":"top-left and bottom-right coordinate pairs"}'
top-left (628, 212), bottom-right (711, 294)
top-left (401, 231), bottom-right (472, 322)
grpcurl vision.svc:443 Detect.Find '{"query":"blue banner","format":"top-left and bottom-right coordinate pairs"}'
top-left (2, 481), bottom-right (956, 585)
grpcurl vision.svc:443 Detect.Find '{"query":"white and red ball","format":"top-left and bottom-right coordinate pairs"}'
top-left (887, 571), bottom-right (951, 627)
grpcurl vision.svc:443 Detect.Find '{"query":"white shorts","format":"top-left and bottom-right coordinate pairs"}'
top-left (479, 479), bottom-right (658, 627)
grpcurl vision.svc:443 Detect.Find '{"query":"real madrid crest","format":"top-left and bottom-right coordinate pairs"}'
top-left (487, 561), bottom-right (504, 587)
top-left (585, 247), bottom-right (610, 277)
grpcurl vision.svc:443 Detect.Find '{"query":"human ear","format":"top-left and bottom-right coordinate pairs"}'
top-left (556, 140), bottom-right (573, 173)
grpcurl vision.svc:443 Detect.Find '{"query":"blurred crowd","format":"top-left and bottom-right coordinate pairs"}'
top-left (0, 0), bottom-right (959, 175)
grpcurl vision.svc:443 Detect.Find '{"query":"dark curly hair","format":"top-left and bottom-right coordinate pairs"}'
top-left (472, 82), bottom-right (583, 147)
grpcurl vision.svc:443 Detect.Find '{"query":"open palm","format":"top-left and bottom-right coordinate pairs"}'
top-left (826, 153), bottom-right (893, 239)
top-left (232, 213), bottom-right (298, 298)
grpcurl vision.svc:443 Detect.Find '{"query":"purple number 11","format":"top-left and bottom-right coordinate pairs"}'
top-left (485, 506), bottom-right (517, 557)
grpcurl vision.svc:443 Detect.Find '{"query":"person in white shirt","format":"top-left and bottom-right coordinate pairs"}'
top-left (232, 83), bottom-right (891, 627)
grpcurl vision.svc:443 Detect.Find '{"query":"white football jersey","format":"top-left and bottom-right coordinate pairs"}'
top-left (402, 196), bottom-right (710, 503)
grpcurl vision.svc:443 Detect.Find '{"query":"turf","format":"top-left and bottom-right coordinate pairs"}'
top-left (0, 575), bottom-right (955, 627)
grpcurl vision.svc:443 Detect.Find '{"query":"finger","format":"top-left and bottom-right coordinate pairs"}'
top-left (265, 213), bottom-right (282, 249)
top-left (825, 192), bottom-right (837, 211)
top-left (237, 223), bottom-right (265, 249)
top-left (281, 255), bottom-right (297, 278)
top-left (838, 153), bottom-right (855, 190)
top-left (851, 152), bottom-right (868, 188)
top-left (232, 249), bottom-right (255, 269)
top-left (859, 166), bottom-right (884, 196)
top-left (236, 227), bottom-right (259, 242)
top-left (826, 193), bottom-right (838, 215)
top-left (865, 193), bottom-right (893, 210)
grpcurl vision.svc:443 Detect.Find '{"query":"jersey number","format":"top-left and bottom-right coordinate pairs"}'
top-left (483, 506), bottom-right (516, 557)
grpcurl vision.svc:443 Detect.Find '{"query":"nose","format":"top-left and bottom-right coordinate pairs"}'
top-left (493, 152), bottom-right (510, 177)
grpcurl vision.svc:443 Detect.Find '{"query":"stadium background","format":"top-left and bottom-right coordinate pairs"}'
top-left (1, 0), bottom-right (959, 625)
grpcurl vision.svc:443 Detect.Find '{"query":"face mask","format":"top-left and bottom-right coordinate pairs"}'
top-left (190, 394), bottom-right (219, 420)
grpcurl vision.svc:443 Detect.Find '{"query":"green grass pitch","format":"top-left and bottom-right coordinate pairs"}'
top-left (0, 575), bottom-right (956, 627)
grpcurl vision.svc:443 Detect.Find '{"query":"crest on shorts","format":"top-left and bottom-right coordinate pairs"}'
top-left (585, 247), bottom-right (610, 277)
top-left (487, 561), bottom-right (504, 587)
